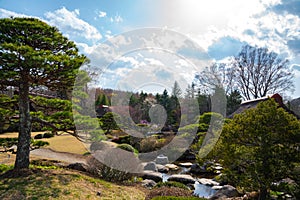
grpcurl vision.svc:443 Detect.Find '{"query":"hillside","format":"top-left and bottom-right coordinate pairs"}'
top-left (0, 167), bottom-right (146, 200)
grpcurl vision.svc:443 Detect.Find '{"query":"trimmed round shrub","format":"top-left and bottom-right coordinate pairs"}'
top-left (117, 143), bottom-right (138, 155)
top-left (34, 134), bottom-right (43, 139)
top-left (42, 132), bottom-right (54, 138)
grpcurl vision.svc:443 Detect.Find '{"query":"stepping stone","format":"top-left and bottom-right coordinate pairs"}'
top-left (165, 164), bottom-right (179, 171)
top-left (178, 162), bottom-right (193, 168)
top-left (198, 178), bottom-right (220, 186)
top-left (167, 174), bottom-right (196, 184)
top-left (142, 170), bottom-right (163, 182)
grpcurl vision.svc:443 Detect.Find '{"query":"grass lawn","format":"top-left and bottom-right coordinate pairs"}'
top-left (0, 132), bottom-right (88, 155)
top-left (40, 133), bottom-right (88, 155)
top-left (0, 167), bottom-right (146, 200)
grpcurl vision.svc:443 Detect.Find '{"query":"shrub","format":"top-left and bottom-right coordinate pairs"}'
top-left (0, 164), bottom-right (13, 173)
top-left (155, 181), bottom-right (190, 190)
top-left (34, 134), bottom-right (43, 139)
top-left (198, 123), bottom-right (209, 132)
top-left (42, 132), bottom-right (54, 138)
top-left (87, 154), bottom-right (136, 182)
top-left (197, 112), bottom-right (223, 125)
top-left (139, 136), bottom-right (172, 153)
top-left (119, 135), bottom-right (131, 144)
top-left (117, 143), bottom-right (138, 155)
top-left (139, 137), bottom-right (157, 152)
top-left (0, 138), bottom-right (18, 147)
top-left (178, 124), bottom-right (198, 134)
top-left (31, 140), bottom-right (49, 149)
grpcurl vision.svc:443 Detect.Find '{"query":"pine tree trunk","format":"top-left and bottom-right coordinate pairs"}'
top-left (14, 80), bottom-right (31, 169)
top-left (259, 187), bottom-right (268, 200)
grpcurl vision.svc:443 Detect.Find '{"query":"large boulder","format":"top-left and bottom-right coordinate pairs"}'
top-left (167, 174), bottom-right (196, 184)
top-left (142, 171), bottom-right (163, 182)
top-left (209, 185), bottom-right (239, 200)
top-left (90, 141), bottom-right (116, 152)
top-left (141, 179), bottom-right (157, 188)
top-left (155, 154), bottom-right (169, 165)
top-left (190, 163), bottom-right (206, 174)
top-left (143, 162), bottom-right (157, 171)
top-left (67, 162), bottom-right (88, 172)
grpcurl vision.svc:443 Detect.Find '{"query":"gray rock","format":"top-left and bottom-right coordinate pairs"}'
top-left (213, 166), bottom-right (223, 170)
top-left (156, 164), bottom-right (169, 173)
top-left (209, 185), bottom-right (239, 200)
top-left (67, 162), bottom-right (88, 172)
top-left (167, 174), bottom-right (196, 184)
top-left (178, 162), bottom-right (193, 168)
top-left (165, 164), bottom-right (179, 171)
top-left (142, 170), bottom-right (163, 182)
top-left (190, 163), bottom-right (206, 174)
top-left (143, 162), bottom-right (157, 171)
top-left (8, 145), bottom-right (17, 153)
top-left (198, 178), bottom-right (219, 186)
top-left (212, 185), bottom-right (223, 190)
top-left (90, 141), bottom-right (114, 152)
top-left (155, 154), bottom-right (169, 165)
top-left (141, 179), bottom-right (157, 188)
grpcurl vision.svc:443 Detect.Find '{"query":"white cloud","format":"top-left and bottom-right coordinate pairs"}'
top-left (74, 9), bottom-right (80, 16)
top-left (119, 56), bottom-right (145, 68)
top-left (98, 11), bottom-right (107, 18)
top-left (145, 58), bottom-right (164, 66)
top-left (154, 0), bottom-right (293, 55)
top-left (110, 14), bottom-right (123, 23)
top-left (45, 7), bottom-right (102, 41)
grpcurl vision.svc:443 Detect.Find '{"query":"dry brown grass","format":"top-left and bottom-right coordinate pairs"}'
top-left (0, 132), bottom-right (89, 165)
top-left (0, 132), bottom-right (88, 155)
top-left (40, 133), bottom-right (88, 155)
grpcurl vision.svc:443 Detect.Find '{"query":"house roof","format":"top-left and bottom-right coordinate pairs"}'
top-left (228, 93), bottom-right (300, 119)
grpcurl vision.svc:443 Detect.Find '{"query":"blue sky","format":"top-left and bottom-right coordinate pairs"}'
top-left (1, 0), bottom-right (300, 99)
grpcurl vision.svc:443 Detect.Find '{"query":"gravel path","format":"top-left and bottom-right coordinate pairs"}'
top-left (31, 148), bottom-right (87, 164)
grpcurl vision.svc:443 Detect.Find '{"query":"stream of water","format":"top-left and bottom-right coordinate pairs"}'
top-left (161, 167), bottom-right (217, 198)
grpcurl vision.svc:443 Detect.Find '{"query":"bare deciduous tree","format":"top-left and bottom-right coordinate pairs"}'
top-left (232, 45), bottom-right (294, 100)
top-left (195, 45), bottom-right (294, 101)
top-left (195, 62), bottom-right (235, 95)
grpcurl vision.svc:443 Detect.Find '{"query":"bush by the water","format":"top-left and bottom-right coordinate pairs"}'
top-left (155, 181), bottom-right (190, 190)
